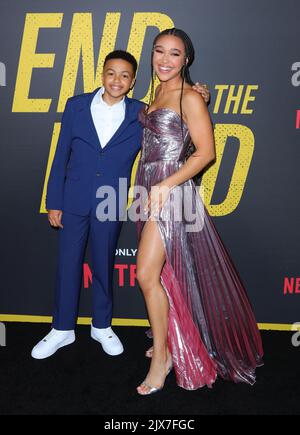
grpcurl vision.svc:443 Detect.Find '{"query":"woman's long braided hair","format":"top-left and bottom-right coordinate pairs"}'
top-left (148, 28), bottom-right (197, 160)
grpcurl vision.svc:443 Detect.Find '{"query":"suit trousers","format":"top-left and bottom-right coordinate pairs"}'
top-left (52, 210), bottom-right (122, 330)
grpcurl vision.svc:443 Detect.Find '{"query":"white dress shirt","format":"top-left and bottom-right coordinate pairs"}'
top-left (90, 86), bottom-right (126, 148)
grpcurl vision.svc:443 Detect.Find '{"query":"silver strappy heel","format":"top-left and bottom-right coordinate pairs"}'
top-left (137, 363), bottom-right (173, 395)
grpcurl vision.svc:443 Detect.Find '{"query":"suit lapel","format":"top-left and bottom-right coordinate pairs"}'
top-left (82, 87), bottom-right (102, 150)
top-left (82, 89), bottom-right (133, 152)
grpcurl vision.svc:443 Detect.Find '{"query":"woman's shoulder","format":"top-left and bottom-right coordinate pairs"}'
top-left (183, 87), bottom-right (206, 105)
top-left (169, 85), bottom-right (205, 106)
top-left (181, 88), bottom-right (207, 120)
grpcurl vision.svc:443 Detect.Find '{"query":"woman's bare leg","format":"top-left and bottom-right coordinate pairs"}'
top-left (136, 219), bottom-right (172, 394)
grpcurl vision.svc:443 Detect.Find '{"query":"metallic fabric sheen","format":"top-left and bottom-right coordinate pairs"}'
top-left (134, 107), bottom-right (263, 390)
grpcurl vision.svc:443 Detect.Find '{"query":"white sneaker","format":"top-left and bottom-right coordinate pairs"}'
top-left (31, 329), bottom-right (75, 359)
top-left (91, 326), bottom-right (124, 356)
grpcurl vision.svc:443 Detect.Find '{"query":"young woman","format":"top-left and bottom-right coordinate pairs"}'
top-left (134, 28), bottom-right (263, 395)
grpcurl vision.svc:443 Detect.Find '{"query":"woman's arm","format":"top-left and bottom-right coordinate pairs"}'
top-left (146, 90), bottom-right (215, 216)
top-left (162, 89), bottom-right (215, 189)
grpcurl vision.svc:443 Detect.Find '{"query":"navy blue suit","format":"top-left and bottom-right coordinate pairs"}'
top-left (46, 88), bottom-right (144, 329)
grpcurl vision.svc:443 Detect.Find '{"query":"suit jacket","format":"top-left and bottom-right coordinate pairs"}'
top-left (46, 88), bottom-right (144, 216)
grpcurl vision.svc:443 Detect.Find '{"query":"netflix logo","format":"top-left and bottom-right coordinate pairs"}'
top-left (283, 277), bottom-right (300, 295)
top-left (83, 263), bottom-right (137, 288)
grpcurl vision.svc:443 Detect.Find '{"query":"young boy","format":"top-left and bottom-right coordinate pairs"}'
top-left (31, 50), bottom-right (209, 359)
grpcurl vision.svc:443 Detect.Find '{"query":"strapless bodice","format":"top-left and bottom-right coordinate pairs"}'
top-left (138, 107), bottom-right (193, 164)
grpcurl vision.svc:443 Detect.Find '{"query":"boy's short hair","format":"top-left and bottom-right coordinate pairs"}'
top-left (104, 50), bottom-right (138, 76)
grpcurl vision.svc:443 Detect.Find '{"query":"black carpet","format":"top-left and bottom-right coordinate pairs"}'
top-left (0, 323), bottom-right (299, 415)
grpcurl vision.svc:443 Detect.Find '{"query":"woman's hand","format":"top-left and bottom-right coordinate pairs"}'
top-left (192, 82), bottom-right (210, 104)
top-left (48, 210), bottom-right (63, 228)
top-left (144, 183), bottom-right (173, 219)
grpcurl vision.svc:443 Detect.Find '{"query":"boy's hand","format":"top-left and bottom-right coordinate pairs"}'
top-left (192, 82), bottom-right (210, 104)
top-left (48, 210), bottom-right (63, 228)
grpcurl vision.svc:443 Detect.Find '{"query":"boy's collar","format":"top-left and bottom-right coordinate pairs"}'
top-left (98, 86), bottom-right (126, 107)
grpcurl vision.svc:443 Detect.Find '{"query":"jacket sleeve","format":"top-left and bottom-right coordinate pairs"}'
top-left (45, 97), bottom-right (73, 210)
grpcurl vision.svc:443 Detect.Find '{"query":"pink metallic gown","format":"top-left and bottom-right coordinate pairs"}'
top-left (133, 107), bottom-right (263, 390)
